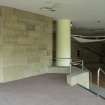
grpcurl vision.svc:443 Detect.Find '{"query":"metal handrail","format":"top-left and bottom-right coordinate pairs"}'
top-left (97, 68), bottom-right (105, 89)
top-left (53, 58), bottom-right (84, 73)
top-left (70, 59), bottom-right (84, 73)
top-left (53, 58), bottom-right (81, 61)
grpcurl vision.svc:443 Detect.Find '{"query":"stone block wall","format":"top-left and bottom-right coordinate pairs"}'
top-left (0, 6), bottom-right (53, 82)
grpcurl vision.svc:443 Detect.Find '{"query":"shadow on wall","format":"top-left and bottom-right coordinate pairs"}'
top-left (52, 21), bottom-right (56, 66)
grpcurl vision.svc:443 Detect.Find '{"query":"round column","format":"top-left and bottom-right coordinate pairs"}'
top-left (56, 19), bottom-right (72, 66)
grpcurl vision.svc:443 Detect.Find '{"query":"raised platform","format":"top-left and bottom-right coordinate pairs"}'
top-left (66, 66), bottom-right (89, 89)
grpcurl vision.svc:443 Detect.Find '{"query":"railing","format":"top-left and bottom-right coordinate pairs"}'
top-left (70, 58), bottom-right (84, 73)
top-left (97, 68), bottom-right (105, 89)
top-left (53, 58), bottom-right (84, 73)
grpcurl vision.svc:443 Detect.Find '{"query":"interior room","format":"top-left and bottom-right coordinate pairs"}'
top-left (0, 0), bottom-right (105, 105)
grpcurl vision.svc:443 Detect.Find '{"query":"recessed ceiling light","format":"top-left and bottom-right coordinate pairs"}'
top-left (97, 20), bottom-right (101, 23)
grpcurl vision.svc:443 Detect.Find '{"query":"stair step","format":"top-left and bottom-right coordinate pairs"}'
top-left (90, 84), bottom-right (105, 98)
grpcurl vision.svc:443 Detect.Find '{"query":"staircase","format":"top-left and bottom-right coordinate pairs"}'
top-left (50, 58), bottom-right (105, 99)
top-left (50, 58), bottom-right (90, 89)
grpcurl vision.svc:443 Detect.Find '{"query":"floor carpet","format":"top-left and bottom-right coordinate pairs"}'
top-left (0, 74), bottom-right (104, 105)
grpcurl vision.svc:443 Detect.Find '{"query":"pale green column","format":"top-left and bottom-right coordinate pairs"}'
top-left (56, 19), bottom-right (72, 66)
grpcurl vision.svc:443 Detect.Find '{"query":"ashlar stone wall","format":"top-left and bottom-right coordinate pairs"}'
top-left (0, 6), bottom-right (53, 82)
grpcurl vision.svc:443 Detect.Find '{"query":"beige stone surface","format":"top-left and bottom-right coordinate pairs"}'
top-left (0, 6), bottom-right (53, 82)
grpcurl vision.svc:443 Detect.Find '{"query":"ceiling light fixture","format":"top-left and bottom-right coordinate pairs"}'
top-left (40, 6), bottom-right (56, 12)
top-left (40, 1), bottom-right (60, 13)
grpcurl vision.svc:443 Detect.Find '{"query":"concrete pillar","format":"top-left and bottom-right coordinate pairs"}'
top-left (56, 19), bottom-right (72, 66)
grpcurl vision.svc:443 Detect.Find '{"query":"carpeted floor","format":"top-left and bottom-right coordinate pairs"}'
top-left (0, 74), bottom-right (104, 105)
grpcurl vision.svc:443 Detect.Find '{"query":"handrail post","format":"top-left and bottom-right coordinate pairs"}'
top-left (69, 59), bottom-right (72, 74)
top-left (97, 68), bottom-right (101, 89)
top-left (97, 67), bottom-right (105, 96)
top-left (82, 60), bottom-right (84, 72)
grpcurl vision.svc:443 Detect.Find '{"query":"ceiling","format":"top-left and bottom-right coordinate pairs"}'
top-left (0, 0), bottom-right (105, 29)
